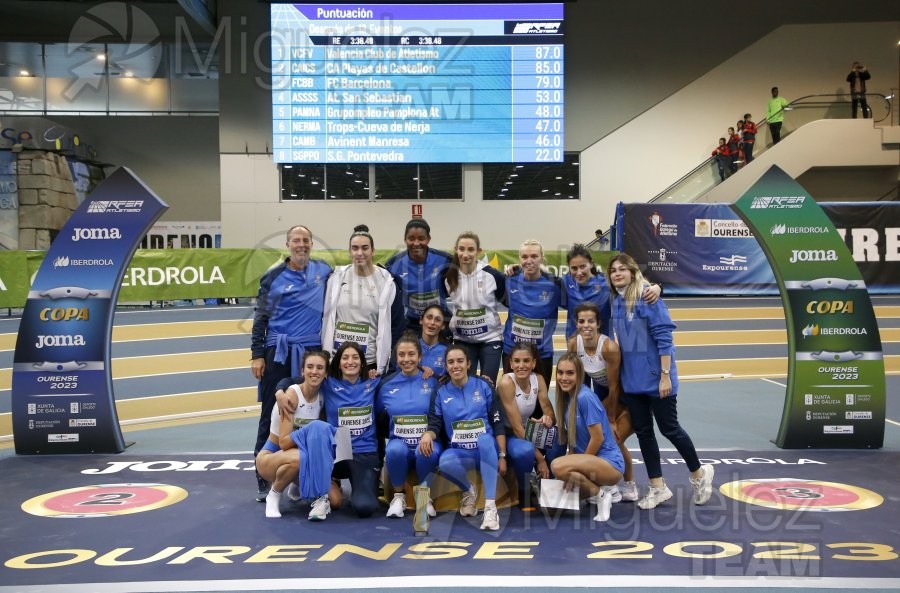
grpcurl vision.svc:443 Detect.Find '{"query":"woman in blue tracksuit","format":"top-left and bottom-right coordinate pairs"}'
top-left (607, 253), bottom-right (713, 511)
top-left (502, 239), bottom-right (562, 387)
top-left (550, 353), bottom-right (624, 523)
top-left (418, 304), bottom-right (448, 379)
top-left (376, 331), bottom-right (441, 519)
top-left (277, 341), bottom-right (381, 518)
top-left (385, 219), bottom-right (452, 333)
top-left (418, 344), bottom-right (507, 531)
top-left (562, 244), bottom-right (660, 339)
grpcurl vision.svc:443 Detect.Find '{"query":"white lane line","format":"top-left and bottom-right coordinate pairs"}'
top-left (2, 575), bottom-right (899, 593)
top-left (761, 378), bottom-right (787, 387)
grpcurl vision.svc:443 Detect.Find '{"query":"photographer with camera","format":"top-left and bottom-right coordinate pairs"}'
top-left (846, 61), bottom-right (871, 119)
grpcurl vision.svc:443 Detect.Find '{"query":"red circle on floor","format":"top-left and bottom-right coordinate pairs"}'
top-left (21, 484), bottom-right (188, 517)
top-left (720, 478), bottom-right (882, 511)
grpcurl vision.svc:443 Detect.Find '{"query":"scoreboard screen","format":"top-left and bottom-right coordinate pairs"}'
top-left (271, 3), bottom-right (565, 164)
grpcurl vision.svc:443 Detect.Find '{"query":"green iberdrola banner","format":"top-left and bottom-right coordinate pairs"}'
top-left (732, 165), bottom-right (885, 448)
top-left (1, 248), bottom-right (611, 308)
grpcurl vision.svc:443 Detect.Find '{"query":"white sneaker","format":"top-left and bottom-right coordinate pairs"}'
top-left (285, 482), bottom-right (300, 502)
top-left (606, 485), bottom-right (622, 503)
top-left (459, 485), bottom-right (477, 517)
top-left (620, 481), bottom-right (639, 502)
top-left (265, 489), bottom-right (282, 518)
top-left (592, 489), bottom-right (613, 522)
top-left (480, 504), bottom-right (499, 530)
top-left (637, 484), bottom-right (673, 510)
top-left (426, 498), bottom-right (437, 518)
top-left (387, 493), bottom-right (406, 518)
top-left (586, 486), bottom-right (617, 505)
top-left (689, 464), bottom-right (715, 505)
top-left (308, 494), bottom-right (331, 521)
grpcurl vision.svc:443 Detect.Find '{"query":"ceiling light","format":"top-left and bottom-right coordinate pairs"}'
top-left (96, 54), bottom-right (105, 61)
top-left (19, 69), bottom-right (29, 76)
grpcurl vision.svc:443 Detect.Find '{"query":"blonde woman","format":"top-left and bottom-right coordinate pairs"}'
top-left (607, 253), bottom-right (713, 510)
top-left (549, 353), bottom-right (624, 522)
top-left (502, 239), bottom-right (561, 386)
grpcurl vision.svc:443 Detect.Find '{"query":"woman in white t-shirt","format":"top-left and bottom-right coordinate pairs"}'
top-left (322, 224), bottom-right (404, 377)
top-left (496, 341), bottom-right (559, 504)
top-left (567, 302), bottom-right (637, 503)
top-left (256, 350), bottom-right (338, 520)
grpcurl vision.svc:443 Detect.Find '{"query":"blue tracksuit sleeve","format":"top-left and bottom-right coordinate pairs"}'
top-left (389, 272), bottom-right (407, 349)
top-left (645, 301), bottom-right (676, 356)
top-left (251, 262), bottom-right (285, 358)
top-left (276, 375), bottom-right (303, 392)
top-left (426, 390), bottom-right (444, 441)
top-left (483, 265), bottom-right (507, 306)
top-left (486, 383), bottom-right (505, 437)
top-left (556, 275), bottom-right (567, 309)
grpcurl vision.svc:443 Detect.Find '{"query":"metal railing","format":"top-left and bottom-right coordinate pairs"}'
top-left (649, 92), bottom-right (895, 204)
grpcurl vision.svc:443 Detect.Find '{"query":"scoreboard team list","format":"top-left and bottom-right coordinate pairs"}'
top-left (272, 3), bottom-right (565, 163)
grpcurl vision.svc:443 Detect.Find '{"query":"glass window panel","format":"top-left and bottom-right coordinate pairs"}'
top-left (374, 164), bottom-right (418, 200)
top-left (281, 164), bottom-right (326, 200)
top-left (44, 43), bottom-right (108, 112)
top-left (170, 78), bottom-right (218, 112)
top-left (0, 42), bottom-right (44, 112)
top-left (109, 77), bottom-right (169, 112)
top-left (325, 164), bottom-right (369, 200)
top-left (483, 152), bottom-right (580, 200)
top-left (418, 164), bottom-right (462, 200)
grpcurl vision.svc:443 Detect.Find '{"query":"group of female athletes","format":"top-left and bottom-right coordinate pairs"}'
top-left (254, 220), bottom-right (715, 531)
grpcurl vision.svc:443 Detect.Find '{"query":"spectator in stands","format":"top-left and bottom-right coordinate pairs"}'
top-left (727, 126), bottom-right (741, 172)
top-left (766, 87), bottom-right (789, 144)
top-left (846, 62), bottom-right (871, 119)
top-left (741, 114), bottom-right (758, 164)
top-left (711, 138), bottom-right (732, 182)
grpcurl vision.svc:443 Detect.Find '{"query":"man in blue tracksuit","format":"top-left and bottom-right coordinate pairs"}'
top-left (251, 225), bottom-right (332, 501)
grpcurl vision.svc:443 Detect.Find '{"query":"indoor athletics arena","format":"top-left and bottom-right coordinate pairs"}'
top-left (0, 1), bottom-right (898, 592)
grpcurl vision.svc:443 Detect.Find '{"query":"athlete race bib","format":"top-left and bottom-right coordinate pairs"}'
top-left (511, 314), bottom-right (544, 345)
top-left (450, 418), bottom-right (487, 449)
top-left (338, 405), bottom-right (373, 437)
top-left (293, 417), bottom-right (316, 429)
top-left (409, 290), bottom-right (440, 315)
top-left (393, 414), bottom-right (427, 446)
top-left (334, 321), bottom-right (369, 352)
top-left (455, 307), bottom-right (489, 337)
